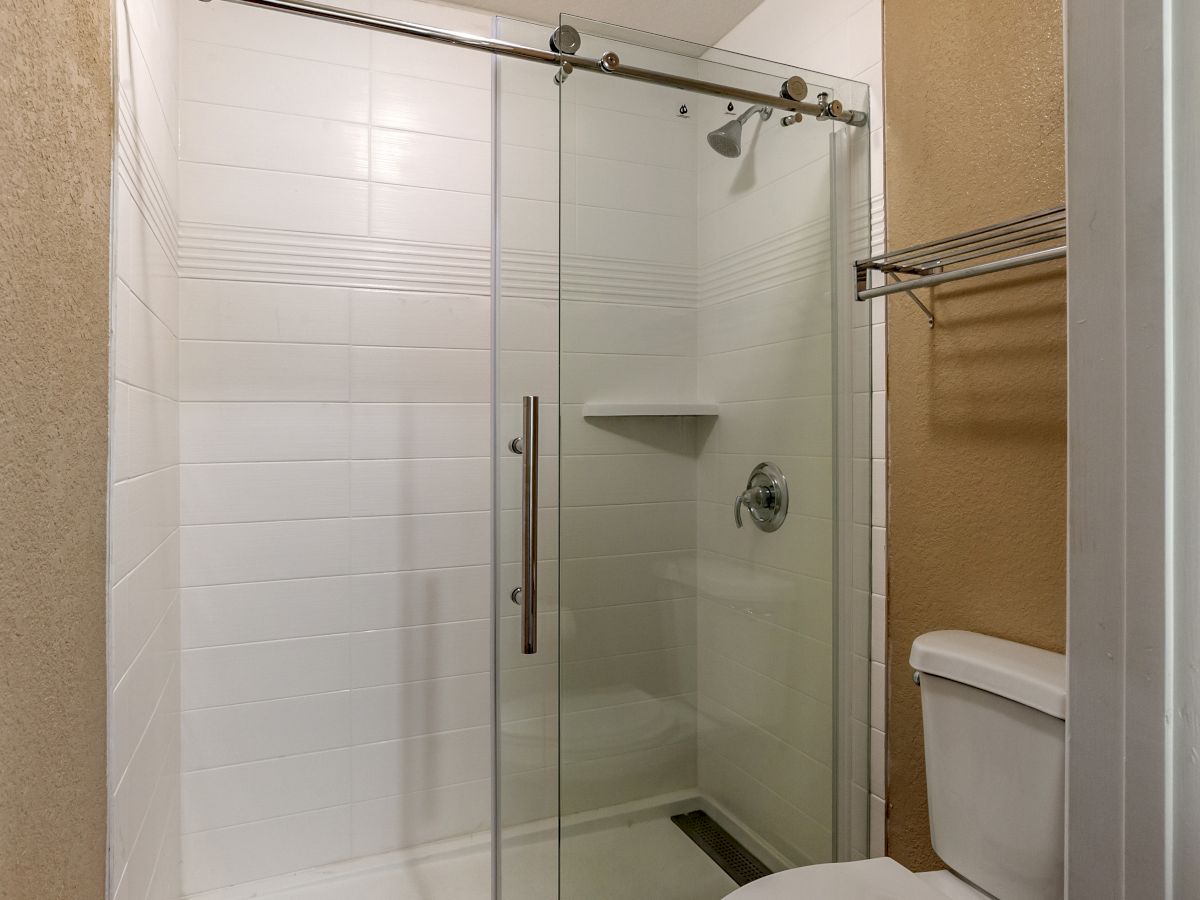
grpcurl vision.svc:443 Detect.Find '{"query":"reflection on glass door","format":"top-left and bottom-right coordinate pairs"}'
top-left (493, 13), bottom-right (870, 900)
top-left (493, 15), bottom-right (561, 900)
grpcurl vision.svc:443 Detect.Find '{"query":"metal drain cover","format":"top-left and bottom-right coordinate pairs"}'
top-left (671, 810), bottom-right (772, 886)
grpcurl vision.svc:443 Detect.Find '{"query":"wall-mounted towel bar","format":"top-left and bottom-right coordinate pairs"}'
top-left (854, 206), bottom-right (1066, 327)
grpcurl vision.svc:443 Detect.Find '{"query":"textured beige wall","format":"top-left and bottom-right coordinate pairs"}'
top-left (883, 0), bottom-right (1066, 872)
top-left (0, 2), bottom-right (112, 897)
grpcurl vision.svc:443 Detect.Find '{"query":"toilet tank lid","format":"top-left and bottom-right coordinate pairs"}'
top-left (910, 630), bottom-right (1066, 719)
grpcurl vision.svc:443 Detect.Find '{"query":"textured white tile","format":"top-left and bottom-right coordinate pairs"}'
top-left (182, 634), bottom-right (351, 709)
top-left (562, 303), bottom-right (697, 356)
top-left (870, 727), bottom-right (886, 798)
top-left (559, 502), bottom-right (696, 560)
top-left (351, 673), bottom-right (490, 744)
top-left (182, 748), bottom-right (352, 833)
top-left (560, 353), bottom-right (695, 405)
top-left (368, 182), bottom-right (490, 246)
top-left (181, 402), bottom-right (350, 463)
top-left (499, 145), bottom-right (558, 203)
top-left (370, 128), bottom-right (489, 194)
top-left (350, 290), bottom-right (488, 349)
top-left (870, 661), bottom-right (886, 732)
top-left (111, 677), bottom-right (178, 895)
top-left (350, 458), bottom-right (489, 517)
top-left (114, 183), bottom-right (178, 333)
top-left (350, 347), bottom-right (488, 403)
top-left (700, 335), bottom-right (831, 402)
top-left (350, 511), bottom-right (489, 575)
top-left (180, 805), bottom-right (352, 895)
top-left (576, 206), bottom-right (696, 266)
top-left (180, 102), bottom-right (369, 180)
top-left (559, 455), bottom-right (697, 508)
top-left (350, 403), bottom-right (489, 459)
top-left (351, 727), bottom-right (490, 802)
top-left (498, 92), bottom-right (558, 152)
top-left (351, 780), bottom-right (490, 856)
top-left (181, 691), bottom-right (351, 772)
top-left (113, 385), bottom-right (179, 482)
top-left (351, 619), bottom-right (489, 688)
top-left (182, 576), bottom-right (351, 649)
top-left (181, 461), bottom-right (349, 525)
top-left (111, 532), bottom-right (179, 682)
top-left (370, 72), bottom-right (490, 141)
top-left (575, 105), bottom-right (696, 171)
top-left (852, 523), bottom-right (870, 593)
top-left (180, 341), bottom-right (350, 402)
top-left (180, 279), bottom-right (351, 345)
top-left (698, 166), bottom-right (828, 261)
top-left (181, 518), bottom-right (351, 587)
top-left (871, 321), bottom-right (887, 392)
top-left (561, 598), bottom-right (697, 664)
top-left (871, 525), bottom-right (887, 596)
top-left (698, 276), bottom-right (832, 353)
top-left (869, 792), bottom-right (886, 858)
top-left (181, 162), bottom-right (368, 235)
top-left (349, 567), bottom-right (488, 631)
top-left (852, 457), bottom-right (871, 525)
top-left (499, 196), bottom-right (557, 253)
top-left (110, 601), bottom-right (178, 780)
top-left (110, 467), bottom-right (179, 584)
top-left (182, 0), bottom-right (371, 66)
top-left (849, 783), bottom-right (869, 857)
top-left (576, 155), bottom-right (696, 218)
top-left (369, 9), bottom-right (491, 88)
top-left (871, 593), bottom-right (887, 664)
top-left (181, 40), bottom-right (370, 122)
top-left (872, 458), bottom-right (887, 528)
top-left (852, 324), bottom-right (871, 393)
top-left (498, 298), bottom-right (557, 352)
top-left (712, 396), bottom-right (833, 458)
top-left (117, 11), bottom-right (179, 195)
top-left (872, 390), bottom-right (886, 459)
top-left (115, 279), bottom-right (179, 398)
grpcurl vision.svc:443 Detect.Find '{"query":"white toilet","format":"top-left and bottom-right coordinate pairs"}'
top-left (729, 630), bottom-right (1067, 899)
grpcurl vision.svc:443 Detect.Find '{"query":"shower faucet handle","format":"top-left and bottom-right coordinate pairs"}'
top-left (734, 485), bottom-right (773, 528)
top-left (733, 462), bottom-right (789, 533)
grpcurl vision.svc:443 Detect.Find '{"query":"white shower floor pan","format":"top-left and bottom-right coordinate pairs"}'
top-left (185, 794), bottom-right (741, 900)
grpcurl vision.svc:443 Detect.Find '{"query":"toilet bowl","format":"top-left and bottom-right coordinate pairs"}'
top-left (725, 857), bottom-right (989, 899)
top-left (727, 630), bottom-right (1067, 900)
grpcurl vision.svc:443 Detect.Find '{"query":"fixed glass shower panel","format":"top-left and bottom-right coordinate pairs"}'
top-left (550, 15), bottom-right (866, 900)
top-left (493, 15), bottom-right (562, 900)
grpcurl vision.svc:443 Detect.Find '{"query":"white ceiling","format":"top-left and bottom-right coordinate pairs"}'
top-left (449, 0), bottom-right (767, 47)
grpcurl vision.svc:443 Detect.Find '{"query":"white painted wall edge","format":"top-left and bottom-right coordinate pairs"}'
top-left (1165, 0), bottom-right (1200, 893)
top-left (1062, 0), bottom-right (1200, 895)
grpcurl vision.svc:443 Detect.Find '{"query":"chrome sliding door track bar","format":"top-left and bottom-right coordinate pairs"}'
top-left (198, 0), bottom-right (867, 125)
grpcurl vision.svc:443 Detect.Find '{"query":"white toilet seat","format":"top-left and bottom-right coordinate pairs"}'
top-left (725, 858), bottom-right (986, 900)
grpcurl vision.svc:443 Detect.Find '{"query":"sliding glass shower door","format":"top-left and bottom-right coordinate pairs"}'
top-left (494, 14), bottom-right (871, 900)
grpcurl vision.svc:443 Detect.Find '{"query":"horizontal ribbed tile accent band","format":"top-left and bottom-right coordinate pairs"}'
top-left (178, 222), bottom-right (699, 303)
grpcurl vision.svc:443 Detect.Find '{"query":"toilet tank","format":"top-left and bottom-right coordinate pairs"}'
top-left (911, 631), bottom-right (1066, 900)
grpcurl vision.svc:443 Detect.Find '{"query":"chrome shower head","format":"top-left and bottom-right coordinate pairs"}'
top-left (706, 104), bottom-right (772, 158)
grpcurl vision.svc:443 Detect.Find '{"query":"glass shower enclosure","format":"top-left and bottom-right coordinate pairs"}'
top-left (494, 15), bottom-right (871, 900)
top-left (105, 0), bottom-right (869, 895)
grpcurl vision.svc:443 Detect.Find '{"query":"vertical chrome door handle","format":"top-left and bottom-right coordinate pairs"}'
top-left (513, 396), bottom-right (539, 654)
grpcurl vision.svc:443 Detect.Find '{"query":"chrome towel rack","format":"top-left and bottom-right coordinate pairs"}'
top-left (854, 206), bottom-right (1066, 327)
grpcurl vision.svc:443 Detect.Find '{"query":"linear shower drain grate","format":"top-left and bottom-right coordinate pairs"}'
top-left (671, 809), bottom-right (772, 886)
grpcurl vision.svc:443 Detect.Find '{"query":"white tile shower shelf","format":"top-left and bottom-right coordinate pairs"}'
top-left (581, 402), bottom-right (720, 418)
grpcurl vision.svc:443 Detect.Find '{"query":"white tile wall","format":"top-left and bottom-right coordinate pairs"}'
top-left (110, 0), bottom-right (182, 898)
top-left (112, 0), bottom-right (882, 893)
top-left (716, 0), bottom-right (887, 861)
top-left (176, 0), bottom-right (497, 892)
top-left (690, 88), bottom-right (841, 866)
top-left (553, 40), bottom-right (704, 821)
